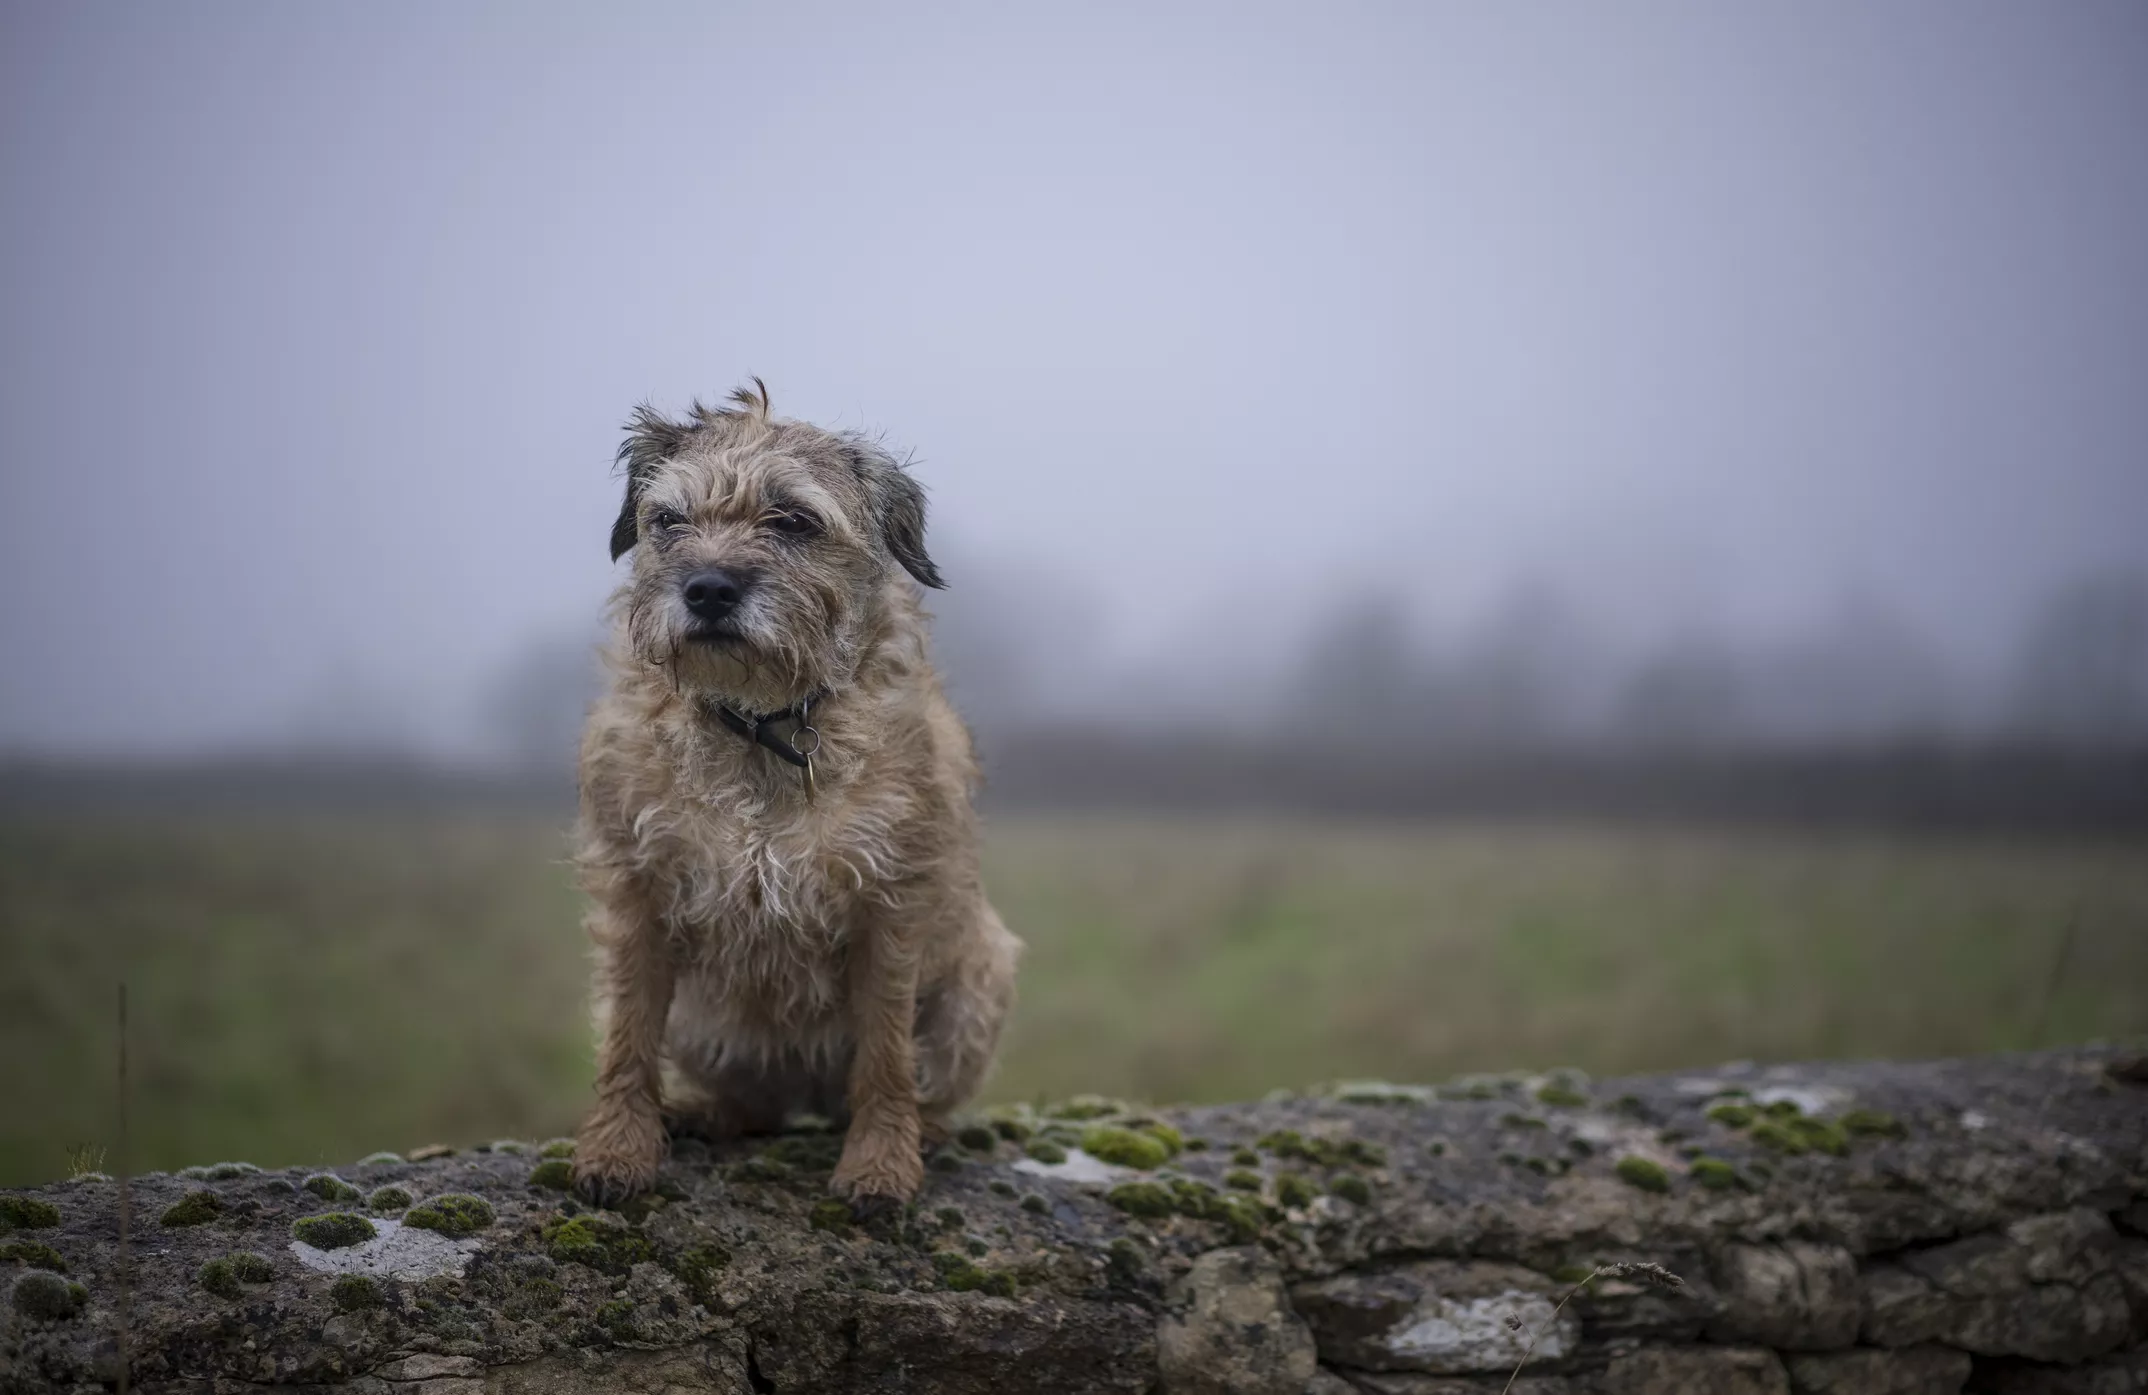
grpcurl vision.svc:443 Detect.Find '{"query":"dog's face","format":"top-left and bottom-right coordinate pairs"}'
top-left (608, 383), bottom-right (943, 712)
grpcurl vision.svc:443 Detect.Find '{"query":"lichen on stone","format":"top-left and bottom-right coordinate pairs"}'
top-left (0, 1240), bottom-right (66, 1271)
top-left (302, 1173), bottom-right (362, 1203)
top-left (159, 1191), bottom-right (223, 1227)
top-left (330, 1273), bottom-right (382, 1311)
top-left (11, 1270), bottom-right (87, 1319)
top-left (527, 1159), bottom-right (575, 1191)
top-left (292, 1212), bottom-right (376, 1249)
top-left (403, 1193), bottom-right (495, 1237)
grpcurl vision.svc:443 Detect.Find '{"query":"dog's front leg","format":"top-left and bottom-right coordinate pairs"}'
top-left (574, 901), bottom-right (675, 1208)
top-left (830, 923), bottom-right (924, 1213)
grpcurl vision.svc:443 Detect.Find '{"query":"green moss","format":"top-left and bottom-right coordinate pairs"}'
top-left (669, 1245), bottom-right (728, 1306)
top-left (955, 1124), bottom-right (998, 1153)
top-left (728, 1155), bottom-right (794, 1184)
top-left (1132, 1120), bottom-right (1185, 1155)
top-left (934, 1206), bottom-right (965, 1230)
top-left (1047, 1095), bottom-right (1125, 1121)
top-left (1274, 1173), bottom-right (1317, 1209)
top-left (198, 1257), bottom-right (241, 1298)
top-left (964, 1235), bottom-right (989, 1257)
top-left (1761, 1099), bottom-right (1803, 1118)
top-left (356, 1151), bottom-right (404, 1166)
top-left (1183, 1137), bottom-right (1209, 1152)
top-left (1019, 1193), bottom-right (1050, 1215)
top-left (1105, 1236), bottom-right (1144, 1285)
top-left (0, 1196), bottom-right (61, 1230)
top-left (594, 1295), bottom-right (638, 1334)
top-left (293, 1212), bottom-right (376, 1249)
top-left (1841, 1108), bottom-right (1906, 1138)
top-left (1523, 1156), bottom-right (1565, 1177)
top-left (527, 1159), bottom-right (575, 1191)
top-left (1105, 1181), bottom-right (1174, 1218)
top-left (809, 1199), bottom-right (852, 1232)
top-left (1024, 1139), bottom-right (1067, 1165)
top-left (0, 1241), bottom-right (65, 1271)
top-left (932, 1250), bottom-right (1017, 1297)
top-left (1222, 1169), bottom-right (1262, 1191)
top-left (539, 1138), bottom-right (577, 1159)
top-left (505, 1276), bottom-right (564, 1318)
top-left (10, 1271), bottom-right (87, 1319)
top-left (1614, 1156), bottom-right (1671, 1193)
top-left (331, 1274), bottom-right (383, 1312)
top-left (231, 1251), bottom-right (274, 1283)
top-left (927, 1148), bottom-right (966, 1174)
top-left (541, 1213), bottom-right (652, 1274)
top-left (761, 1135), bottom-right (844, 1171)
top-left (1225, 1147), bottom-right (1256, 1168)
top-left (364, 1185), bottom-right (413, 1214)
top-left (1427, 1140), bottom-right (1447, 1156)
top-left (1706, 1102), bottom-right (1757, 1128)
top-left (1567, 1138), bottom-right (1595, 1157)
top-left (1535, 1084), bottom-right (1590, 1108)
top-left (1329, 1172), bottom-right (1372, 1205)
top-left (1689, 1157), bottom-right (1742, 1191)
top-left (988, 1179), bottom-right (1017, 1198)
top-left (302, 1174), bottom-right (362, 1203)
top-left (1257, 1128), bottom-right (1373, 1168)
top-left (1080, 1126), bottom-right (1171, 1169)
top-left (205, 1162), bottom-right (260, 1180)
top-left (1502, 1112), bottom-right (1548, 1130)
top-left (403, 1194), bottom-right (494, 1237)
top-left (160, 1191), bottom-right (223, 1227)
top-left (1786, 1116), bottom-right (1850, 1156)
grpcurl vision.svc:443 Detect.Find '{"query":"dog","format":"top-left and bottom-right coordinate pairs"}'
top-left (570, 380), bottom-right (1020, 1212)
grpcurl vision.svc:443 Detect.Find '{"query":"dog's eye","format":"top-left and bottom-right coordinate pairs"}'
top-left (766, 510), bottom-right (822, 539)
top-left (645, 508), bottom-right (688, 535)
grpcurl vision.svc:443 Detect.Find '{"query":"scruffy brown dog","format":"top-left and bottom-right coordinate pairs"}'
top-left (571, 380), bottom-right (1020, 1212)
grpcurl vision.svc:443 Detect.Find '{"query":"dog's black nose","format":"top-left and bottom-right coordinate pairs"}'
top-left (682, 568), bottom-right (749, 622)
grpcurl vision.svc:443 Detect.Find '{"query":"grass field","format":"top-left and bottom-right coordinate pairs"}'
top-left (3, 813), bottom-right (2144, 1185)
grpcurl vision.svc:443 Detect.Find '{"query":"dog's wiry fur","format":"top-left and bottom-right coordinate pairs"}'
top-left (572, 382), bottom-right (1019, 1210)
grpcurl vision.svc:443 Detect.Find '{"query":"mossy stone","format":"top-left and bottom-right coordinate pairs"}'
top-left (1706, 1101), bottom-right (1757, 1127)
top-left (1105, 1181), bottom-right (1174, 1218)
top-left (231, 1251), bottom-right (274, 1283)
top-left (11, 1271), bottom-right (87, 1320)
top-left (160, 1192), bottom-right (223, 1227)
top-left (1079, 1126), bottom-right (1171, 1169)
top-left (1019, 1193), bottom-right (1050, 1215)
top-left (367, 1185), bottom-right (414, 1213)
top-left (1535, 1084), bottom-right (1590, 1108)
top-left (1, 1241), bottom-right (65, 1272)
top-left (1046, 1095), bottom-right (1125, 1121)
top-left (205, 1162), bottom-right (261, 1180)
top-left (293, 1212), bottom-right (376, 1249)
top-left (1689, 1157), bottom-right (1742, 1191)
top-left (955, 1124), bottom-right (998, 1153)
top-left (198, 1258), bottom-right (242, 1299)
top-left (670, 1245), bottom-right (728, 1306)
top-left (404, 1194), bottom-right (494, 1237)
top-left (932, 1250), bottom-right (1017, 1296)
top-left (303, 1174), bottom-right (362, 1203)
top-left (809, 1199), bottom-right (852, 1232)
top-left (987, 1179), bottom-right (1017, 1198)
top-left (1274, 1173), bottom-right (1317, 1209)
top-left (1761, 1099), bottom-right (1803, 1118)
top-left (1024, 1139), bottom-right (1067, 1165)
top-left (539, 1138), bottom-right (577, 1159)
top-left (1105, 1236), bottom-right (1144, 1285)
top-left (1223, 1169), bottom-right (1262, 1191)
top-left (541, 1214), bottom-right (652, 1274)
top-left (528, 1159), bottom-right (575, 1191)
top-left (0, 1196), bottom-right (62, 1230)
top-left (1230, 1147), bottom-right (1259, 1167)
top-left (330, 1274), bottom-right (382, 1312)
top-left (1329, 1172), bottom-right (1373, 1205)
top-left (1614, 1156), bottom-right (1671, 1193)
top-left (1785, 1116), bottom-right (1850, 1156)
top-left (1841, 1108), bottom-right (1906, 1138)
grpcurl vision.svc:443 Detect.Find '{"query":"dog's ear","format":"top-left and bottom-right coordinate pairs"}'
top-left (610, 405), bottom-right (695, 561)
top-left (844, 439), bottom-right (945, 589)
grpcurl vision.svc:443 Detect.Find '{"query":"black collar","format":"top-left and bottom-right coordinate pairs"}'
top-left (705, 691), bottom-right (827, 770)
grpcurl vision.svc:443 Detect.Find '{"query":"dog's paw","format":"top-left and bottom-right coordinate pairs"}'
top-left (574, 1110), bottom-right (664, 1209)
top-left (830, 1135), bottom-right (924, 1210)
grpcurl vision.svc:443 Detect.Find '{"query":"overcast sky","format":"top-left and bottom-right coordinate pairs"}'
top-left (3, 1), bottom-right (2144, 754)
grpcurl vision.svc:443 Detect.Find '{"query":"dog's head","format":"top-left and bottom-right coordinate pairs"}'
top-left (606, 380), bottom-right (944, 711)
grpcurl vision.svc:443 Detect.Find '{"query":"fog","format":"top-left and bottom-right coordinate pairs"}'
top-left (4, 2), bottom-right (2146, 764)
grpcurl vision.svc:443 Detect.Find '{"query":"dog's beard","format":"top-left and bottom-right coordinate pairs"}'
top-left (632, 592), bottom-right (840, 713)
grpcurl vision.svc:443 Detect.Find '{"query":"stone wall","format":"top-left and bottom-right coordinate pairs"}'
top-left (3, 1047), bottom-right (2144, 1394)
